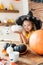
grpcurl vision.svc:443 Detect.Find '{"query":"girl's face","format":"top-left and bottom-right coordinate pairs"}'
top-left (23, 20), bottom-right (33, 33)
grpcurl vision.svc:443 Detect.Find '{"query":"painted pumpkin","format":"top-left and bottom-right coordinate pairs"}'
top-left (29, 30), bottom-right (43, 55)
top-left (6, 46), bottom-right (13, 54)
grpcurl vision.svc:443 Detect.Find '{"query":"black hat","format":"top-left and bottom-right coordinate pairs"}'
top-left (31, 17), bottom-right (42, 30)
top-left (16, 15), bottom-right (30, 26)
top-left (16, 12), bottom-right (42, 30)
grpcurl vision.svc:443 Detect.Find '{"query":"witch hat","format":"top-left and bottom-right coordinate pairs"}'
top-left (16, 11), bottom-right (42, 30)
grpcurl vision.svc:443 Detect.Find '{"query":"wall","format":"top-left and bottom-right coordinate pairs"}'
top-left (0, 0), bottom-right (29, 22)
top-left (29, 1), bottom-right (43, 28)
top-left (22, 0), bottom-right (29, 15)
top-left (0, 0), bottom-right (29, 54)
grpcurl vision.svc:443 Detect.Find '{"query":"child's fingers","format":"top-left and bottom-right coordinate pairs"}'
top-left (14, 31), bottom-right (22, 34)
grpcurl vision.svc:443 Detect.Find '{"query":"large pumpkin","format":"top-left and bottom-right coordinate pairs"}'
top-left (29, 30), bottom-right (43, 55)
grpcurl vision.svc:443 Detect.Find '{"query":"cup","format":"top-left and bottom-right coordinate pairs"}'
top-left (9, 51), bottom-right (19, 62)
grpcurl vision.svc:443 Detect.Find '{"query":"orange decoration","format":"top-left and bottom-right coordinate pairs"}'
top-left (2, 49), bottom-right (8, 55)
top-left (29, 30), bottom-right (43, 55)
top-left (10, 62), bottom-right (16, 65)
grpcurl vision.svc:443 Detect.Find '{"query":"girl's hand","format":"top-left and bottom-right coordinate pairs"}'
top-left (14, 31), bottom-right (29, 44)
top-left (14, 31), bottom-right (22, 34)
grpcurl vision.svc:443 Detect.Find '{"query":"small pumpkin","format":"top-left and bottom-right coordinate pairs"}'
top-left (19, 44), bottom-right (27, 53)
top-left (2, 49), bottom-right (8, 55)
top-left (14, 44), bottom-right (27, 54)
top-left (6, 46), bottom-right (13, 54)
top-left (10, 62), bottom-right (16, 65)
top-left (11, 25), bottom-right (22, 32)
top-left (11, 43), bottom-right (16, 48)
top-left (13, 45), bottom-right (20, 51)
top-left (4, 43), bottom-right (10, 50)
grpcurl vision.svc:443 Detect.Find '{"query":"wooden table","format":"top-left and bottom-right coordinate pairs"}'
top-left (4, 51), bottom-right (43, 65)
top-left (0, 40), bottom-right (43, 65)
top-left (17, 51), bottom-right (43, 65)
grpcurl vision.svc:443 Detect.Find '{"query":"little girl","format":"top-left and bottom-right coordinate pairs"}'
top-left (16, 13), bottom-right (42, 44)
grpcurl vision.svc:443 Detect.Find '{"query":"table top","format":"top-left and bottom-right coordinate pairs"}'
top-left (18, 51), bottom-right (43, 65)
top-left (2, 51), bottom-right (43, 65)
top-left (0, 41), bottom-right (43, 65)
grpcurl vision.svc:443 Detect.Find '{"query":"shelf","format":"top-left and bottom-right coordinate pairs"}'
top-left (0, 9), bottom-right (19, 13)
top-left (0, 23), bottom-right (15, 26)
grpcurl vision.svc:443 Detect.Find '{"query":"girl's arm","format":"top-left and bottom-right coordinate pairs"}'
top-left (14, 31), bottom-right (28, 44)
top-left (20, 33), bottom-right (27, 44)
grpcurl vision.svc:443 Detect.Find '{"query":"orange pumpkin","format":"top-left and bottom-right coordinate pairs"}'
top-left (10, 62), bottom-right (16, 65)
top-left (29, 30), bottom-right (43, 55)
top-left (2, 49), bottom-right (8, 55)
